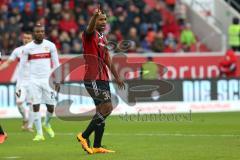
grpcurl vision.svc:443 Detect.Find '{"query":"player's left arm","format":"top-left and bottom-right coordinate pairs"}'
top-left (50, 43), bottom-right (61, 92)
top-left (105, 51), bottom-right (125, 89)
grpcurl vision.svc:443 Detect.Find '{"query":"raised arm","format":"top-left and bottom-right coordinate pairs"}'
top-left (86, 6), bottom-right (102, 34)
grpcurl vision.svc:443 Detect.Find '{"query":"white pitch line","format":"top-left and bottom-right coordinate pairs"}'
top-left (2, 157), bottom-right (21, 159)
top-left (7, 132), bottom-right (240, 137)
top-left (105, 133), bottom-right (240, 137)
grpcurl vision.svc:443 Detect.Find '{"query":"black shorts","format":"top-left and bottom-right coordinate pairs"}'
top-left (84, 80), bottom-right (111, 106)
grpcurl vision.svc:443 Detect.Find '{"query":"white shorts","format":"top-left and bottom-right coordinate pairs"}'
top-left (29, 79), bottom-right (56, 105)
top-left (16, 82), bottom-right (30, 103)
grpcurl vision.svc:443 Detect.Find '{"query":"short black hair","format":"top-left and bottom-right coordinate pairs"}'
top-left (35, 23), bottom-right (44, 27)
top-left (23, 31), bottom-right (32, 35)
top-left (147, 57), bottom-right (153, 61)
top-left (34, 23), bottom-right (45, 30)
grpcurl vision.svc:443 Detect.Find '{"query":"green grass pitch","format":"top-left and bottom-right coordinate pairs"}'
top-left (0, 112), bottom-right (240, 160)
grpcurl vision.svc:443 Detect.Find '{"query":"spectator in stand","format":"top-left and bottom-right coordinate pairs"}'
top-left (36, 0), bottom-right (44, 17)
top-left (180, 23), bottom-right (196, 52)
top-left (162, 16), bottom-right (180, 38)
top-left (8, 6), bottom-right (22, 25)
top-left (10, 0), bottom-right (35, 12)
top-left (165, 0), bottom-right (176, 11)
top-left (127, 4), bottom-right (140, 25)
top-left (127, 27), bottom-right (141, 53)
top-left (140, 5), bottom-right (159, 35)
top-left (163, 33), bottom-right (177, 53)
top-left (59, 31), bottom-right (71, 54)
top-left (77, 16), bottom-right (87, 32)
top-left (0, 4), bottom-right (8, 21)
top-left (175, 1), bottom-right (187, 26)
top-left (145, 27), bottom-right (156, 45)
top-left (58, 11), bottom-right (78, 33)
top-left (114, 28), bottom-right (124, 42)
top-left (48, 2), bottom-right (62, 23)
top-left (140, 27), bottom-right (157, 52)
top-left (74, 3), bottom-right (88, 21)
top-left (131, 16), bottom-right (142, 35)
top-left (0, 18), bottom-right (7, 41)
top-left (152, 29), bottom-right (164, 52)
top-left (8, 32), bottom-right (19, 52)
top-left (0, 0), bottom-right (9, 7)
top-left (21, 2), bottom-right (36, 31)
top-left (113, 11), bottom-right (129, 37)
top-left (71, 31), bottom-right (83, 54)
top-left (7, 17), bottom-right (21, 34)
top-left (49, 28), bottom-right (61, 50)
top-left (228, 17), bottom-right (240, 51)
top-left (219, 49), bottom-right (237, 77)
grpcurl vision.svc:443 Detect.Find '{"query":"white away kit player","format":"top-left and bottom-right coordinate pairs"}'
top-left (0, 32), bottom-right (34, 132)
top-left (20, 24), bottom-right (60, 141)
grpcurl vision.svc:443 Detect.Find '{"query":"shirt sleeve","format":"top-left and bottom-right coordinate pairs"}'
top-left (9, 48), bottom-right (19, 61)
top-left (50, 43), bottom-right (60, 68)
top-left (50, 43), bottom-right (61, 83)
top-left (19, 46), bottom-right (29, 73)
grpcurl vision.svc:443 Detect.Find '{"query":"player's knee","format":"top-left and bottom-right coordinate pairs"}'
top-left (47, 108), bottom-right (54, 113)
top-left (100, 102), bottom-right (113, 117)
top-left (33, 108), bottom-right (39, 112)
top-left (46, 105), bottom-right (54, 113)
top-left (106, 103), bottom-right (113, 113)
top-left (33, 105), bottom-right (40, 112)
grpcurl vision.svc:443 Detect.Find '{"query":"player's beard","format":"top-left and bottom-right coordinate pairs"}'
top-left (97, 25), bottom-right (105, 33)
top-left (34, 39), bottom-right (43, 44)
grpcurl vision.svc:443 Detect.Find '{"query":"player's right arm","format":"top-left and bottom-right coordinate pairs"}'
top-left (86, 6), bottom-right (102, 34)
top-left (0, 59), bottom-right (14, 71)
top-left (0, 48), bottom-right (19, 71)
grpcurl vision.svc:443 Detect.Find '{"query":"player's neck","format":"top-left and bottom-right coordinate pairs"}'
top-left (96, 29), bottom-right (104, 34)
top-left (34, 39), bottom-right (43, 44)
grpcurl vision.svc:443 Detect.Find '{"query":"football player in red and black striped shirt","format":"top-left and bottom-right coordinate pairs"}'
top-left (77, 6), bottom-right (125, 154)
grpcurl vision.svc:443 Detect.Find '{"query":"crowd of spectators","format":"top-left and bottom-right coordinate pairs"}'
top-left (0, 0), bottom-right (196, 55)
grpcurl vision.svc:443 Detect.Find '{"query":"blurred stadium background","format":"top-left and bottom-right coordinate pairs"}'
top-left (0, 0), bottom-right (240, 160)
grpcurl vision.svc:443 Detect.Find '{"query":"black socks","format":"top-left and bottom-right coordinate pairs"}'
top-left (93, 121), bottom-right (105, 148)
top-left (82, 112), bottom-right (105, 140)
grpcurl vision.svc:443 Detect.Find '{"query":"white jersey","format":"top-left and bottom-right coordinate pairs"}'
top-left (9, 46), bottom-right (30, 85)
top-left (20, 39), bottom-right (60, 80)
